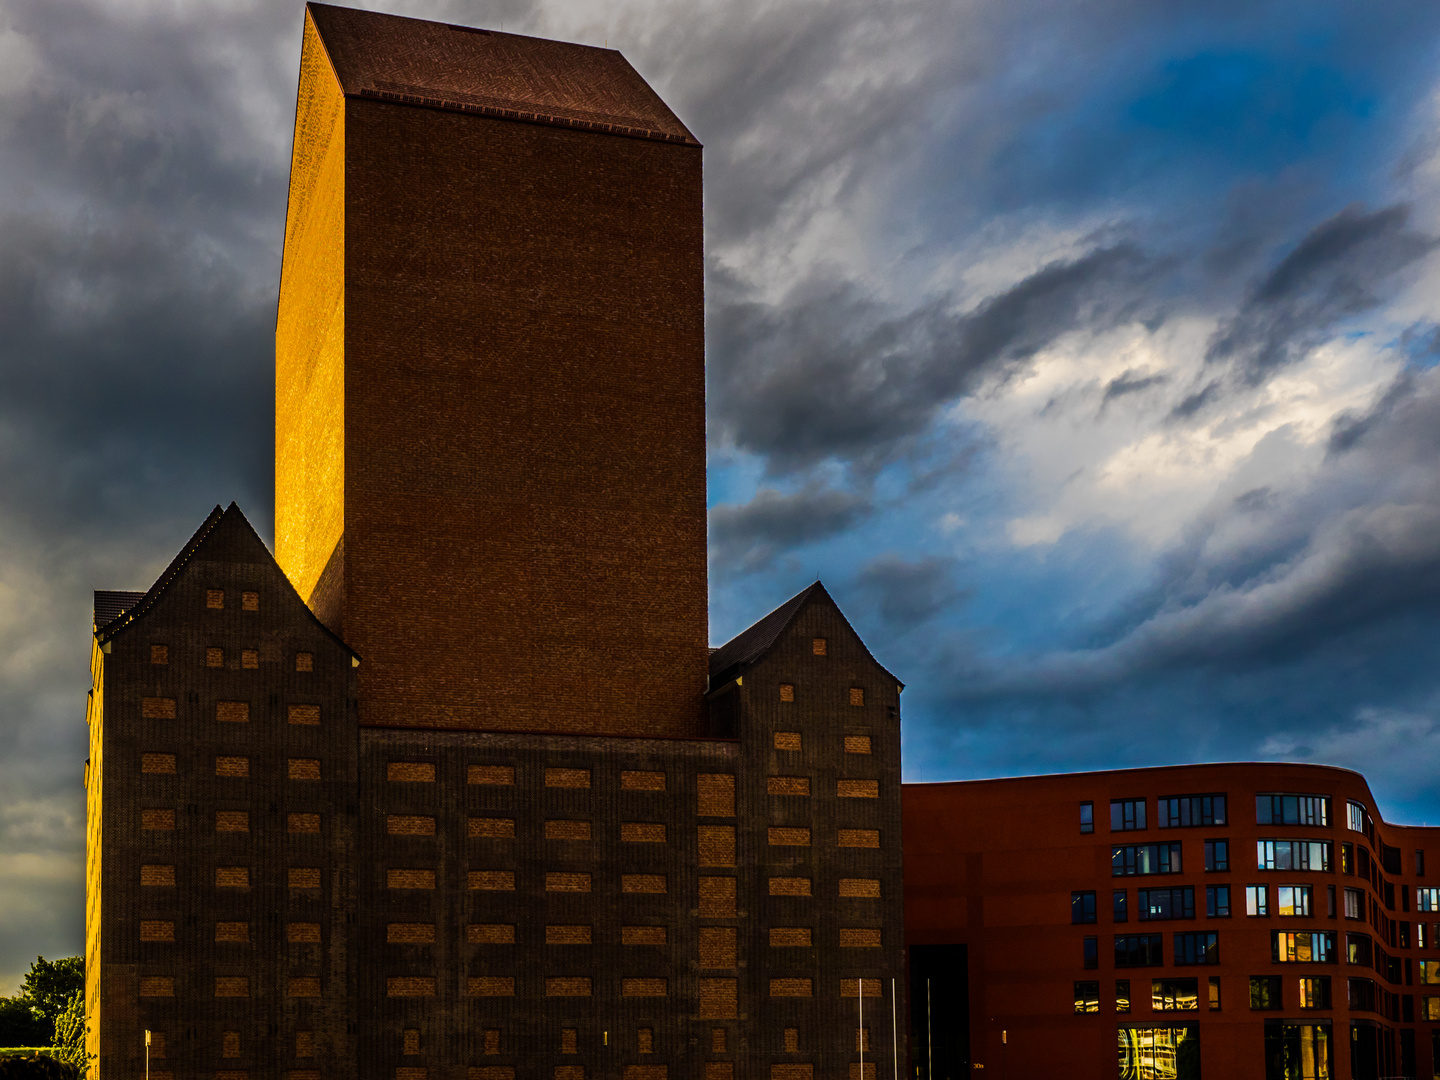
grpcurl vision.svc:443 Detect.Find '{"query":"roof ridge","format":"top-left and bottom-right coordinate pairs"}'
top-left (94, 504), bottom-right (226, 638)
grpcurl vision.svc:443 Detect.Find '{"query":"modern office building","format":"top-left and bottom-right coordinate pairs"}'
top-left (83, 5), bottom-right (908, 1079)
top-left (904, 763), bottom-right (1440, 1080)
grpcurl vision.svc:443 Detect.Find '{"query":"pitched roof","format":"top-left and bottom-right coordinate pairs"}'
top-left (306, 3), bottom-right (698, 146)
top-left (93, 591), bottom-right (147, 630)
top-left (708, 582), bottom-right (901, 692)
top-left (94, 503), bottom-right (357, 659)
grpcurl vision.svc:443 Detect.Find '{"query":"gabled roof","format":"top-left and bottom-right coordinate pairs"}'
top-left (94, 503), bottom-right (357, 659)
top-left (94, 591), bottom-right (147, 630)
top-left (707, 582), bottom-right (901, 692)
top-left (306, 3), bottom-right (698, 146)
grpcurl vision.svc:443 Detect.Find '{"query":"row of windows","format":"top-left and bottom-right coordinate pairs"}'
top-left (138, 810), bottom-right (881, 849)
top-left (136, 921), bottom-right (883, 949)
top-left (1110, 841), bottom-right (1228, 876)
top-left (1071, 975), bottom-right (1440, 1015)
top-left (203, 589), bottom-right (259, 611)
top-left (776, 684), bottom-right (868, 706)
top-left (139, 698), bottom-right (321, 725)
top-left (135, 973), bottom-right (881, 1002)
top-left (1080, 883), bottom-right (1440, 927)
top-left (142, 754), bottom-right (319, 778)
top-left (1080, 932), bottom-right (1219, 969)
top-left (136, 865), bottom-right (883, 901)
top-left (149, 644), bottom-right (315, 672)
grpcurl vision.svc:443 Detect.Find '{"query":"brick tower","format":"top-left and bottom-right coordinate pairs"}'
top-left (275, 3), bottom-right (708, 737)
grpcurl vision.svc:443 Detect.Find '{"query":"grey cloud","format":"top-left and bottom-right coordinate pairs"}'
top-left (1206, 204), bottom-right (1436, 384)
top-left (709, 482), bottom-right (871, 576)
top-left (852, 554), bottom-right (966, 627)
top-left (1102, 369), bottom-right (1168, 404)
top-left (709, 244), bottom-right (1156, 471)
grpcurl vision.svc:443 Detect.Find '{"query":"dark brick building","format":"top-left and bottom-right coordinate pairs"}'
top-left (85, 6), bottom-right (908, 1079)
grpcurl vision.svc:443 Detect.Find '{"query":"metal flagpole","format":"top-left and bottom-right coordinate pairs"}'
top-left (145, 1029), bottom-right (151, 1080)
top-left (926, 979), bottom-right (933, 1080)
top-left (891, 978), bottom-right (899, 1080)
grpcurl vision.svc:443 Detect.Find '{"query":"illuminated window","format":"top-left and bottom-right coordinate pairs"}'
top-left (1297, 977), bottom-right (1331, 1009)
top-left (1346, 800), bottom-right (1366, 833)
top-left (1262, 1021), bottom-right (1332, 1080)
top-left (1276, 886), bottom-right (1312, 917)
top-left (1208, 977), bottom-right (1221, 1011)
top-left (812, 638), bottom-right (827, 655)
top-left (1115, 979), bottom-right (1131, 1013)
top-left (1273, 931), bottom-right (1335, 964)
top-left (849, 687), bottom-right (865, 707)
top-left (1246, 886), bottom-right (1268, 917)
top-left (1341, 842), bottom-right (1353, 875)
top-left (1151, 978), bottom-right (1198, 1011)
top-left (1419, 960), bottom-right (1440, 985)
top-left (1256, 840), bottom-right (1330, 872)
top-left (1257, 794), bottom-right (1330, 828)
top-left (1424, 997), bottom-right (1440, 1021)
top-left (1074, 981), bottom-right (1100, 1013)
top-left (1072, 891), bottom-right (1097, 924)
top-left (1347, 933), bottom-right (1372, 967)
top-left (1418, 888), bottom-right (1440, 912)
top-left (1116, 1026), bottom-right (1196, 1079)
top-left (1111, 799), bottom-right (1147, 831)
top-left (1344, 888), bottom-right (1362, 920)
top-left (1250, 976), bottom-right (1281, 1010)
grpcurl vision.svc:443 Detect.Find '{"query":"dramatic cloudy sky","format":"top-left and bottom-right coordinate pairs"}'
top-left (3, 0), bottom-right (1440, 989)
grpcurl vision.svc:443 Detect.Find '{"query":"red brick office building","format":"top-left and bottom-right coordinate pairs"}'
top-left (904, 763), bottom-right (1440, 1080)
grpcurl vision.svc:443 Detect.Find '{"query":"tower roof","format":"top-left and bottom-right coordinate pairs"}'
top-left (306, 3), bottom-right (698, 146)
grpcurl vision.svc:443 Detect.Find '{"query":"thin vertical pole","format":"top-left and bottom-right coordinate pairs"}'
top-left (145, 1029), bottom-right (151, 1080)
top-left (926, 979), bottom-right (933, 1080)
top-left (891, 978), bottom-right (899, 1080)
top-left (859, 978), bottom-right (865, 1080)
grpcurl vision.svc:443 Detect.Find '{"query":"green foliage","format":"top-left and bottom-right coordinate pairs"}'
top-left (17, 961), bottom-right (82, 1033)
top-left (0, 1000), bottom-right (47, 1052)
top-left (47, 994), bottom-right (87, 1070)
top-left (0, 1052), bottom-right (79, 1080)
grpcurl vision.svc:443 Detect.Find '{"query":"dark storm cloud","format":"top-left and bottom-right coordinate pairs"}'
top-left (709, 482), bottom-right (870, 576)
top-left (709, 244), bottom-right (1156, 471)
top-left (852, 554), bottom-right (965, 627)
top-left (1206, 204), bottom-right (1437, 384)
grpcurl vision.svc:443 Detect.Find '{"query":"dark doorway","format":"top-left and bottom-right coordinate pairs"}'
top-left (908, 945), bottom-right (968, 1080)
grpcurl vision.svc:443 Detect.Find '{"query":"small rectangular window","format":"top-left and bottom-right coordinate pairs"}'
top-left (295, 652), bottom-right (313, 672)
top-left (206, 647), bottom-right (224, 668)
top-left (1274, 930), bottom-right (1336, 963)
top-left (1113, 890), bottom-right (1128, 923)
top-left (844, 735), bottom-right (872, 754)
top-left (1073, 980), bottom-right (1100, 1013)
top-left (1276, 885), bottom-right (1312, 917)
top-left (1246, 886), bottom-right (1268, 917)
top-left (206, 589), bottom-right (224, 609)
top-left (241, 649), bottom-right (258, 669)
top-left (1419, 850), bottom-right (1427, 877)
top-left (1208, 976), bottom-right (1221, 1011)
top-left (1072, 891), bottom-right (1097, 924)
top-left (1138, 886), bottom-right (1195, 921)
top-left (1115, 979), bottom-right (1131, 1013)
top-left (1256, 839), bottom-right (1331, 872)
top-left (142, 753), bottom-right (177, 774)
top-left (1151, 977), bottom-right (1198, 1011)
top-left (1347, 800), bottom-right (1366, 833)
top-left (1173, 932), bottom-right (1219, 966)
top-left (1204, 840), bottom-right (1229, 872)
top-left (779, 684), bottom-right (795, 702)
top-left (1114, 935), bottom-right (1164, 968)
top-left (1111, 799), bottom-right (1147, 831)
top-left (1080, 802), bottom-right (1094, 834)
top-left (1206, 886), bottom-right (1231, 918)
top-left (1257, 794), bottom-right (1331, 828)
top-left (1250, 976), bottom-right (1282, 1010)
top-left (1298, 976), bottom-right (1331, 1009)
top-left (1417, 888), bottom-right (1440, 913)
top-left (241, 591), bottom-right (259, 611)
top-left (774, 732), bottom-right (801, 751)
top-left (1157, 794), bottom-right (1227, 828)
top-left (812, 637), bottom-right (827, 655)
top-left (1112, 843), bottom-right (1182, 876)
top-left (1341, 842), bottom-right (1354, 875)
top-left (1083, 937), bottom-right (1098, 969)
top-left (150, 644), bottom-right (168, 665)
